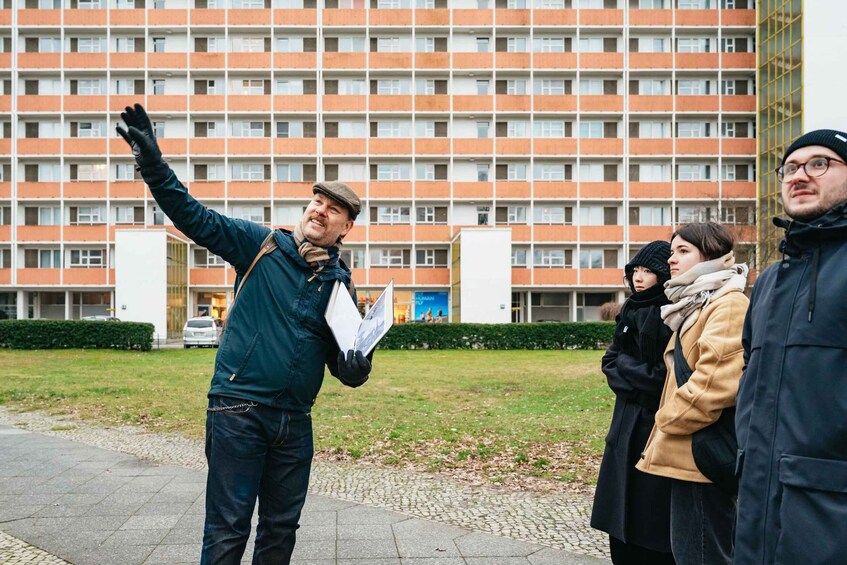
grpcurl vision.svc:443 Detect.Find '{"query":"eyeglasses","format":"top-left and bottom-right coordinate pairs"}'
top-left (776, 156), bottom-right (846, 182)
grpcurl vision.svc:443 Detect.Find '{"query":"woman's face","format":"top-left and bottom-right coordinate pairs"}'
top-left (669, 236), bottom-right (705, 278)
top-left (631, 266), bottom-right (659, 293)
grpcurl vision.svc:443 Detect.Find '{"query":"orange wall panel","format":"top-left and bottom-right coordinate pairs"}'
top-left (454, 182), bottom-right (493, 199)
top-left (228, 95), bottom-right (271, 112)
top-left (0, 54), bottom-right (8, 69)
top-left (109, 9), bottom-right (144, 25)
top-left (533, 95), bottom-right (576, 112)
top-left (146, 95), bottom-right (187, 112)
top-left (228, 139), bottom-right (271, 155)
top-left (190, 9), bottom-right (226, 24)
top-left (18, 53), bottom-right (61, 69)
top-left (581, 182), bottom-right (623, 199)
top-left (190, 53), bottom-right (226, 69)
top-left (730, 225), bottom-right (756, 242)
top-left (723, 139), bottom-right (756, 155)
top-left (370, 8), bottom-right (412, 25)
top-left (370, 53), bottom-right (413, 69)
top-left (415, 182), bottom-right (450, 199)
top-left (18, 268), bottom-right (61, 285)
top-left (721, 9), bottom-right (754, 26)
top-left (19, 9), bottom-right (61, 25)
top-left (722, 53), bottom-right (756, 69)
top-left (512, 268), bottom-right (532, 285)
top-left (64, 53), bottom-right (107, 69)
top-left (675, 9), bottom-right (718, 26)
top-left (111, 182), bottom-right (147, 199)
top-left (630, 182), bottom-right (673, 199)
top-left (453, 139), bottom-right (493, 155)
top-left (273, 138), bottom-right (317, 155)
top-left (676, 138), bottom-right (719, 155)
top-left (630, 8), bottom-right (672, 25)
top-left (415, 95), bottom-right (450, 112)
top-left (18, 139), bottom-right (61, 156)
top-left (630, 139), bottom-right (673, 155)
top-left (369, 96), bottom-right (412, 112)
top-left (370, 139), bottom-right (412, 155)
top-left (629, 53), bottom-right (673, 69)
top-left (535, 182), bottom-right (576, 199)
top-left (148, 53), bottom-right (188, 68)
top-left (65, 8), bottom-right (106, 25)
top-left (580, 95), bottom-right (623, 112)
top-left (495, 8), bottom-right (529, 25)
top-left (191, 268), bottom-right (228, 286)
top-left (676, 53), bottom-right (719, 69)
top-left (722, 182), bottom-right (756, 199)
top-left (453, 95), bottom-right (493, 112)
top-left (323, 8), bottom-right (365, 25)
top-left (504, 225), bottom-right (529, 242)
top-left (65, 182), bottom-right (108, 199)
top-left (580, 53), bottom-right (623, 69)
top-left (158, 139), bottom-right (187, 155)
top-left (534, 9), bottom-right (576, 25)
top-left (497, 95), bottom-right (530, 112)
top-left (453, 9), bottom-right (492, 25)
top-left (190, 139), bottom-right (226, 155)
top-left (580, 9), bottom-right (623, 25)
top-left (496, 52), bottom-right (531, 69)
top-left (323, 138), bottom-right (366, 155)
top-left (415, 53), bottom-right (449, 69)
top-left (111, 95), bottom-right (142, 112)
top-left (415, 225), bottom-right (450, 241)
top-left (18, 183), bottom-right (61, 199)
top-left (581, 139), bottom-right (623, 155)
top-left (533, 53), bottom-right (577, 69)
top-left (415, 139), bottom-right (450, 155)
top-left (580, 268), bottom-right (620, 286)
top-left (581, 225), bottom-right (622, 242)
top-left (535, 139), bottom-right (577, 156)
top-left (0, 269), bottom-right (10, 285)
top-left (369, 182), bottom-right (412, 199)
top-left (676, 181), bottom-right (719, 199)
top-left (370, 268), bottom-right (412, 286)
top-left (110, 53), bottom-right (145, 69)
top-left (273, 9), bottom-right (317, 25)
top-left (497, 182), bottom-right (531, 199)
top-left (187, 182), bottom-right (226, 200)
top-left (64, 95), bottom-right (107, 112)
top-left (323, 95), bottom-right (367, 112)
top-left (275, 53), bottom-right (317, 69)
top-left (229, 182), bottom-right (271, 199)
top-left (453, 53), bottom-right (494, 69)
top-left (415, 268), bottom-right (449, 286)
top-left (722, 95), bottom-right (755, 112)
top-left (416, 9), bottom-right (448, 25)
top-left (533, 225), bottom-right (577, 242)
top-left (322, 52), bottom-right (366, 69)
top-left (0, 138), bottom-right (8, 155)
top-left (630, 95), bottom-right (673, 112)
top-left (496, 138), bottom-right (531, 155)
top-left (68, 139), bottom-right (108, 155)
top-left (0, 183), bottom-right (10, 199)
top-left (64, 268), bottom-right (109, 286)
top-left (630, 225), bottom-right (673, 242)
top-left (676, 95), bottom-right (719, 112)
top-left (191, 95), bottom-right (226, 112)
top-left (229, 53), bottom-right (271, 69)
top-left (534, 269), bottom-right (578, 286)
top-left (274, 182), bottom-right (313, 199)
top-left (18, 226), bottom-right (61, 242)
top-left (65, 225), bottom-right (108, 242)
top-left (228, 8), bottom-right (269, 25)
top-left (149, 8), bottom-right (186, 24)
top-left (370, 225), bottom-right (412, 241)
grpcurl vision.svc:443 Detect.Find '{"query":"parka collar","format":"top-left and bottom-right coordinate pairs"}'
top-left (775, 199), bottom-right (847, 256)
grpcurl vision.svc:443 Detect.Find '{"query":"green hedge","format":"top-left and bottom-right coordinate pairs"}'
top-left (378, 322), bottom-right (615, 350)
top-left (0, 320), bottom-right (155, 351)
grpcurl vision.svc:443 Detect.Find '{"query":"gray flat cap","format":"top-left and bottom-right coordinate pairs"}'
top-left (312, 181), bottom-right (361, 220)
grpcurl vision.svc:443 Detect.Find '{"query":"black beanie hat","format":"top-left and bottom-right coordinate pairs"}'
top-left (780, 129), bottom-right (847, 168)
top-left (625, 240), bottom-right (671, 293)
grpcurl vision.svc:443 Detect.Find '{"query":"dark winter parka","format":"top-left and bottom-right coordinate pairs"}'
top-left (735, 201), bottom-right (847, 564)
top-left (149, 171), bottom-right (352, 411)
top-left (590, 283), bottom-right (674, 553)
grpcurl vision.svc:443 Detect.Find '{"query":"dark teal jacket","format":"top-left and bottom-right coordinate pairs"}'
top-left (149, 170), bottom-right (353, 411)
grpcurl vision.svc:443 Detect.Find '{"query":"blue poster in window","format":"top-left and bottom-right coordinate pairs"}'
top-left (414, 292), bottom-right (449, 323)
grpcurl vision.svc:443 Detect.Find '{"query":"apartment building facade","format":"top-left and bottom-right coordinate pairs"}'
top-left (0, 0), bottom-right (756, 333)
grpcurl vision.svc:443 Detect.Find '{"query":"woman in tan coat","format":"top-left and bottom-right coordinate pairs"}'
top-left (636, 222), bottom-right (748, 565)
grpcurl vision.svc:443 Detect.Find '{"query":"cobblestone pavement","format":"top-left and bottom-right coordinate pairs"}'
top-left (0, 408), bottom-right (610, 561)
top-left (0, 531), bottom-right (70, 565)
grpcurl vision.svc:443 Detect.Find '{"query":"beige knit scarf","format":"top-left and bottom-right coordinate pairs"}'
top-left (661, 251), bottom-right (748, 335)
top-left (293, 222), bottom-right (339, 270)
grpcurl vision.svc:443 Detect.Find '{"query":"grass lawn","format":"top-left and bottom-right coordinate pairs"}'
top-left (0, 349), bottom-right (613, 490)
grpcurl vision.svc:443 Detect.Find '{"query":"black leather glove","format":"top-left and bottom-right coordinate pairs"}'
top-left (336, 349), bottom-right (372, 388)
top-left (116, 103), bottom-right (170, 186)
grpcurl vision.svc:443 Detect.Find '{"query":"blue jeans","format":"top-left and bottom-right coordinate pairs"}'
top-left (201, 395), bottom-right (314, 565)
top-left (669, 480), bottom-right (735, 565)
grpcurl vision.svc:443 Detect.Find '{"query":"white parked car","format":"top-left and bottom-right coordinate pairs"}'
top-left (183, 316), bottom-right (223, 348)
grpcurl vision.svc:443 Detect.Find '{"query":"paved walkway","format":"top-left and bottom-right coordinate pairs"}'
top-left (0, 412), bottom-right (611, 564)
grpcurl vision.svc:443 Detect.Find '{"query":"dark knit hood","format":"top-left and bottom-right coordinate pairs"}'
top-left (624, 240), bottom-right (672, 293)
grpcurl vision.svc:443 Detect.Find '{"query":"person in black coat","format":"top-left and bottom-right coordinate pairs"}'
top-left (591, 241), bottom-right (676, 565)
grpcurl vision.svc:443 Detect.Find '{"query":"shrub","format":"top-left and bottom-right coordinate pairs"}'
top-left (598, 302), bottom-right (623, 321)
top-left (0, 320), bottom-right (155, 351)
top-left (378, 322), bottom-right (615, 350)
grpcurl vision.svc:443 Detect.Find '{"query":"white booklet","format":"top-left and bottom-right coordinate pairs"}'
top-left (324, 280), bottom-right (394, 356)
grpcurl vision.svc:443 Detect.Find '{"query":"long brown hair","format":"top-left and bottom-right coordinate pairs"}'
top-left (671, 222), bottom-right (735, 260)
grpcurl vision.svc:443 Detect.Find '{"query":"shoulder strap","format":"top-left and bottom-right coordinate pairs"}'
top-left (229, 230), bottom-right (278, 315)
top-left (673, 331), bottom-right (694, 388)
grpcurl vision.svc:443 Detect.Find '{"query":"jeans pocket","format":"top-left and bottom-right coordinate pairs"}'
top-left (775, 454), bottom-right (847, 565)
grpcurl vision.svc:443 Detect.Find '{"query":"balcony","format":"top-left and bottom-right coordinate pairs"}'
top-left (273, 138), bottom-right (317, 156)
top-left (533, 95), bottom-right (576, 112)
top-left (676, 53), bottom-right (719, 69)
top-left (190, 139), bottom-right (226, 156)
top-left (534, 269), bottom-right (578, 286)
top-left (147, 95), bottom-right (188, 112)
top-left (629, 53), bottom-right (673, 70)
top-left (453, 95), bottom-right (492, 112)
top-left (496, 95), bottom-right (530, 112)
top-left (415, 9), bottom-right (448, 25)
top-left (496, 138), bottom-right (530, 156)
top-left (149, 8), bottom-right (187, 25)
top-left (369, 9), bottom-right (412, 26)
top-left (495, 9), bottom-right (529, 26)
top-left (580, 182), bottom-right (623, 199)
top-left (273, 8), bottom-right (317, 26)
top-left (229, 53), bottom-right (272, 69)
top-left (18, 226), bottom-right (61, 242)
top-left (535, 225), bottom-right (577, 242)
top-left (64, 268), bottom-right (111, 286)
top-left (630, 139), bottom-right (672, 155)
top-left (369, 225), bottom-right (412, 241)
top-left (676, 95), bottom-right (719, 112)
top-left (580, 225), bottom-right (622, 242)
top-left (274, 95), bottom-right (315, 112)
top-left (370, 268), bottom-right (412, 286)
top-left (722, 182), bottom-right (756, 199)
top-left (65, 182), bottom-right (107, 199)
top-left (18, 53), bottom-right (60, 69)
top-left (190, 8), bottom-right (225, 24)
top-left (722, 95), bottom-right (756, 113)
top-left (18, 182), bottom-right (61, 199)
top-left (676, 181), bottom-right (719, 199)
top-left (630, 9), bottom-right (672, 26)
top-left (191, 95), bottom-right (226, 112)
top-left (65, 52), bottom-right (108, 69)
top-left (111, 53), bottom-right (145, 69)
top-left (415, 268), bottom-right (449, 286)
top-left (369, 182), bottom-right (412, 199)
top-left (111, 182), bottom-right (147, 199)
top-left (158, 138), bottom-right (188, 155)
top-left (191, 268), bottom-right (228, 287)
top-left (453, 53), bottom-right (493, 69)
top-left (511, 268), bottom-right (531, 286)
top-left (452, 9), bottom-right (492, 25)
top-left (65, 225), bottom-right (108, 242)
top-left (677, 138), bottom-right (720, 155)
top-left (323, 8), bottom-right (365, 25)
top-left (18, 139), bottom-right (61, 156)
top-left (630, 225), bottom-right (673, 243)
top-left (228, 138), bottom-right (271, 155)
top-left (415, 53), bottom-right (449, 69)
top-left (370, 138), bottom-right (412, 155)
top-left (722, 52), bottom-right (756, 69)
top-left (148, 53), bottom-right (188, 69)
top-left (415, 139), bottom-right (450, 155)
top-left (18, 268), bottom-right (61, 285)
top-left (18, 9), bottom-right (61, 25)
top-left (415, 95), bottom-right (450, 112)
top-left (370, 53), bottom-right (413, 69)
top-left (109, 8), bottom-right (144, 25)
top-left (453, 181), bottom-right (493, 199)
top-left (580, 268), bottom-right (620, 286)
top-left (229, 8), bottom-right (269, 25)
top-left (580, 95), bottom-right (623, 112)
top-left (453, 138), bottom-right (493, 155)
top-left (369, 95), bottom-right (412, 112)
top-left (19, 96), bottom-right (61, 113)
top-left (65, 8), bottom-right (107, 25)
top-left (323, 95), bottom-right (367, 112)
top-left (415, 224), bottom-right (450, 241)
top-left (64, 95), bottom-right (107, 112)
top-left (535, 181), bottom-right (576, 199)
top-left (534, 53), bottom-right (577, 69)
top-left (722, 138), bottom-right (756, 155)
top-left (535, 139), bottom-right (577, 156)
top-left (580, 9), bottom-right (623, 26)
top-left (188, 182), bottom-right (226, 200)
top-left (721, 9), bottom-right (755, 26)
top-left (190, 53), bottom-right (226, 69)
top-left (496, 181), bottom-right (530, 199)
top-left (66, 139), bottom-right (108, 155)
top-left (580, 138), bottom-right (623, 155)
top-left (274, 182), bottom-right (313, 199)
top-left (323, 138), bottom-right (366, 156)
top-left (229, 182), bottom-right (271, 199)
top-left (496, 53), bottom-right (531, 69)
top-left (414, 182), bottom-right (450, 199)
top-left (534, 9), bottom-right (576, 25)
top-left (630, 182), bottom-right (673, 199)
top-left (629, 95), bottom-right (673, 112)
top-left (579, 53), bottom-right (623, 69)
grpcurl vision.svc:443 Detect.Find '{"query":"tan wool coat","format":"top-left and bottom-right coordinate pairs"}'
top-left (636, 289), bottom-right (749, 483)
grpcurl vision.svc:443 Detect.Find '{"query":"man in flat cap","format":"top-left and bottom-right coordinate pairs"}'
top-left (734, 129), bottom-right (847, 564)
top-left (118, 104), bottom-right (372, 565)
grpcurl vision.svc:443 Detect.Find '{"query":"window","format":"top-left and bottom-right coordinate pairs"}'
top-left (38, 38), bottom-right (62, 53)
top-left (506, 79), bottom-right (528, 95)
top-left (638, 79), bottom-right (669, 95)
top-left (377, 206), bottom-right (410, 224)
top-left (476, 80), bottom-right (490, 95)
top-left (275, 37), bottom-right (303, 53)
top-left (533, 37), bottom-right (565, 53)
top-left (376, 37), bottom-right (401, 52)
top-left (508, 121), bottom-right (529, 137)
top-left (416, 37), bottom-right (435, 53)
top-left (633, 206), bottom-right (668, 226)
top-left (70, 249), bottom-right (103, 267)
top-left (535, 120), bottom-right (565, 138)
top-left (637, 37), bottom-right (669, 53)
top-left (371, 249), bottom-right (405, 267)
top-left (231, 37), bottom-right (264, 52)
top-left (579, 163), bottom-right (604, 182)
top-left (152, 79), bottom-right (165, 96)
top-left (152, 121), bottom-right (165, 138)
top-left (677, 164), bottom-right (711, 181)
top-left (536, 79), bottom-right (566, 95)
top-left (477, 206), bottom-right (490, 225)
top-left (232, 121), bottom-right (266, 137)
top-left (276, 163), bottom-right (304, 182)
top-left (507, 37), bottom-right (528, 52)
top-left (231, 164), bottom-right (266, 181)
top-left (377, 121), bottom-right (409, 138)
top-left (534, 163), bottom-right (565, 181)
top-left (477, 164), bottom-right (490, 182)
top-left (338, 79), bottom-right (366, 95)
top-left (579, 79), bottom-right (603, 95)
top-left (277, 121), bottom-right (303, 138)
top-left (720, 206), bottom-right (754, 224)
top-left (152, 37), bottom-right (165, 52)
top-left (579, 249), bottom-right (603, 269)
top-left (416, 164), bottom-right (435, 181)
top-left (416, 79), bottom-right (437, 95)
top-left (376, 164), bottom-right (410, 181)
top-left (677, 37), bottom-right (710, 53)
top-left (534, 249), bottom-right (565, 267)
top-left (507, 163), bottom-right (528, 181)
top-left (416, 206), bottom-right (435, 223)
top-left (416, 249), bottom-right (446, 267)
top-left (77, 79), bottom-right (105, 95)
top-left (507, 206), bottom-right (527, 223)
top-left (476, 37), bottom-right (490, 53)
top-left (76, 206), bottom-right (105, 224)
top-left (339, 248), bottom-right (365, 269)
top-left (677, 121), bottom-right (709, 138)
top-left (37, 163), bottom-right (61, 182)
top-left (195, 249), bottom-right (226, 267)
top-left (232, 206), bottom-right (265, 223)
top-left (534, 206), bottom-right (566, 224)
top-left (678, 206), bottom-right (715, 223)
top-left (580, 121), bottom-right (603, 138)
top-left (77, 37), bottom-right (106, 53)
top-left (338, 36), bottom-right (366, 53)
top-left (511, 248), bottom-right (528, 267)
top-left (241, 79), bottom-right (266, 95)
top-left (377, 80), bottom-right (402, 95)
top-left (113, 206), bottom-right (139, 224)
top-left (507, 0), bottom-right (527, 7)
top-left (637, 121), bottom-right (670, 139)
top-left (578, 37), bottom-right (603, 52)
top-left (39, 207), bottom-right (61, 226)
top-left (678, 79), bottom-right (709, 95)
top-left (207, 37), bottom-right (226, 52)
top-left (275, 79), bottom-right (303, 95)
top-left (78, 122), bottom-right (106, 137)
top-left (75, 164), bottom-right (107, 181)
top-left (579, 206), bottom-right (605, 225)
top-left (639, 163), bottom-right (671, 182)
top-left (476, 121), bottom-right (490, 138)
top-left (338, 121), bottom-right (366, 137)
top-left (416, 121), bottom-right (435, 138)
top-left (39, 249), bottom-right (62, 268)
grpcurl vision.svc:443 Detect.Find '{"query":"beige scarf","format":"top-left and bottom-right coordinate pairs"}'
top-left (293, 222), bottom-right (339, 270)
top-left (661, 251), bottom-right (748, 335)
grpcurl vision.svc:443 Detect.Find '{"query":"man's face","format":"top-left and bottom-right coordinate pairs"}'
top-left (300, 192), bottom-right (354, 247)
top-left (781, 145), bottom-right (847, 222)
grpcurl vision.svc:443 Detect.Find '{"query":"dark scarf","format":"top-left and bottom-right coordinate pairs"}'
top-left (614, 284), bottom-right (672, 367)
top-left (292, 222), bottom-right (340, 272)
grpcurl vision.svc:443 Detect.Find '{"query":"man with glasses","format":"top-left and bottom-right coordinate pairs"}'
top-left (734, 129), bottom-right (847, 564)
